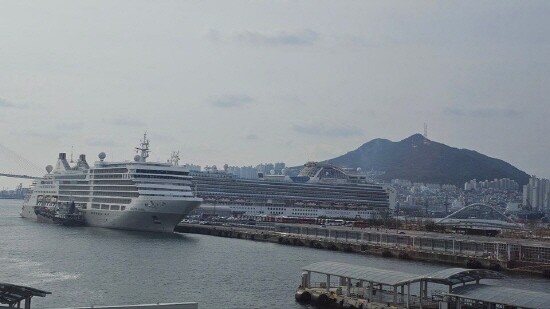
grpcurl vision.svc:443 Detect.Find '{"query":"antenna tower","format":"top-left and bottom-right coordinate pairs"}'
top-left (423, 123), bottom-right (431, 145)
top-left (135, 132), bottom-right (150, 162)
top-left (423, 123), bottom-right (428, 139)
top-left (170, 151), bottom-right (180, 166)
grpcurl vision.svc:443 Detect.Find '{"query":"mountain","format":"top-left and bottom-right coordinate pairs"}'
top-left (324, 134), bottom-right (530, 186)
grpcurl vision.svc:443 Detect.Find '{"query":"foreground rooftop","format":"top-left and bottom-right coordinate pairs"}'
top-left (299, 261), bottom-right (550, 309)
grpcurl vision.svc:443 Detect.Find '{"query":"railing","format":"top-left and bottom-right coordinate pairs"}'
top-left (306, 284), bottom-right (438, 307)
top-left (271, 224), bottom-right (550, 263)
top-left (308, 282), bottom-right (339, 289)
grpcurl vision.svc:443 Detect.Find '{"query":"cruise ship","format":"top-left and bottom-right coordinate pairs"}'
top-left (21, 135), bottom-right (202, 232)
top-left (178, 159), bottom-right (393, 220)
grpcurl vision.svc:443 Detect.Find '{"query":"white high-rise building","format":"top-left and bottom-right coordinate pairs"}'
top-left (225, 165), bottom-right (258, 179)
top-left (464, 177), bottom-right (519, 191)
top-left (523, 175), bottom-right (550, 212)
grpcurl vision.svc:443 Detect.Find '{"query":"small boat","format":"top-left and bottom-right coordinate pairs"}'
top-left (35, 201), bottom-right (85, 226)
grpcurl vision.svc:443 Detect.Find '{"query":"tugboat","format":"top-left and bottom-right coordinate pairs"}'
top-left (35, 201), bottom-right (85, 226)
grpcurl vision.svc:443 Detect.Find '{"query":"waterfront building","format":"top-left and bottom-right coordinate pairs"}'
top-left (425, 183), bottom-right (441, 191)
top-left (225, 165), bottom-right (258, 179)
top-left (0, 183), bottom-right (31, 199)
top-left (386, 185), bottom-right (397, 210)
top-left (405, 195), bottom-right (415, 207)
top-left (181, 163), bottom-right (201, 172)
top-left (464, 179), bottom-right (478, 191)
top-left (441, 184), bottom-right (458, 192)
top-left (523, 175), bottom-right (550, 212)
top-left (391, 179), bottom-right (412, 188)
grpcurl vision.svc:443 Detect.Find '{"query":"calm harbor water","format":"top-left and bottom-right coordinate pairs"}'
top-left (1, 199), bottom-right (549, 308)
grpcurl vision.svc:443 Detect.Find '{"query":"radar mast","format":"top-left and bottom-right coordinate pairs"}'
top-left (135, 132), bottom-right (150, 162)
top-left (170, 151), bottom-right (180, 166)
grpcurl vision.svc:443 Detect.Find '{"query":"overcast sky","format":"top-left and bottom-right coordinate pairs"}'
top-left (1, 1), bottom-right (549, 188)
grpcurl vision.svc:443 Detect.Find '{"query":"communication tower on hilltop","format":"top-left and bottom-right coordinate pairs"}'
top-left (423, 123), bottom-right (430, 145)
top-left (423, 123), bottom-right (428, 139)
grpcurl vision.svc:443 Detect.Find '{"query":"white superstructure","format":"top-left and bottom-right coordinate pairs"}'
top-left (21, 134), bottom-right (202, 232)
top-left (184, 162), bottom-right (390, 220)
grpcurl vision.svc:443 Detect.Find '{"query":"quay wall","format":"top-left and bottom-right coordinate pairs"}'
top-left (175, 223), bottom-right (550, 277)
top-left (62, 303), bottom-right (198, 309)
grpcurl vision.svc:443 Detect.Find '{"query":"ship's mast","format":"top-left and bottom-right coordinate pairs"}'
top-left (135, 132), bottom-right (150, 162)
top-left (170, 151), bottom-right (180, 166)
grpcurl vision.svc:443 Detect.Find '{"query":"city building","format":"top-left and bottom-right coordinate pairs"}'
top-left (523, 175), bottom-right (550, 213)
top-left (464, 178), bottom-right (519, 191)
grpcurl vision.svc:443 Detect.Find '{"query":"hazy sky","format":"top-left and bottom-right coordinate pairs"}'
top-left (1, 1), bottom-right (549, 188)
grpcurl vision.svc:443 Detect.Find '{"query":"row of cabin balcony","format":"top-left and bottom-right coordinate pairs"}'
top-left (91, 197), bottom-right (132, 204)
top-left (194, 189), bottom-right (388, 202)
top-left (200, 197), bottom-right (387, 208)
top-left (196, 178), bottom-right (386, 193)
top-left (195, 182), bottom-right (389, 194)
top-left (90, 203), bottom-right (126, 211)
top-left (193, 181), bottom-right (388, 195)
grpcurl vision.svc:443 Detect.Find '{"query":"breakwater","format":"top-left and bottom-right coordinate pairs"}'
top-left (175, 223), bottom-right (550, 276)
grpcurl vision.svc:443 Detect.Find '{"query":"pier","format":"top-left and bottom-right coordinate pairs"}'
top-left (175, 223), bottom-right (550, 275)
top-left (0, 282), bottom-right (50, 309)
top-left (59, 304), bottom-right (198, 309)
top-left (295, 261), bottom-right (550, 309)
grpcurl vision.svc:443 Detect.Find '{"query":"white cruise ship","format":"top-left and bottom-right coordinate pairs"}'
top-left (181, 161), bottom-right (395, 220)
top-left (21, 134), bottom-right (202, 232)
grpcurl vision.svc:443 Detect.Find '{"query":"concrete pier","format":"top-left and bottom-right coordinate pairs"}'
top-left (175, 223), bottom-right (550, 276)
top-left (59, 304), bottom-right (198, 309)
top-left (295, 261), bottom-right (550, 309)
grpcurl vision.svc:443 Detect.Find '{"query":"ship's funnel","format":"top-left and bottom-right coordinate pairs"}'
top-left (77, 154), bottom-right (90, 170)
top-left (54, 152), bottom-right (71, 172)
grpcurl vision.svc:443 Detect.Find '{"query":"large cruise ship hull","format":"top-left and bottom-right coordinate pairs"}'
top-left (21, 198), bottom-right (202, 233)
top-left (83, 197), bottom-right (201, 233)
top-left (21, 205), bottom-right (38, 220)
top-left (20, 137), bottom-right (203, 233)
